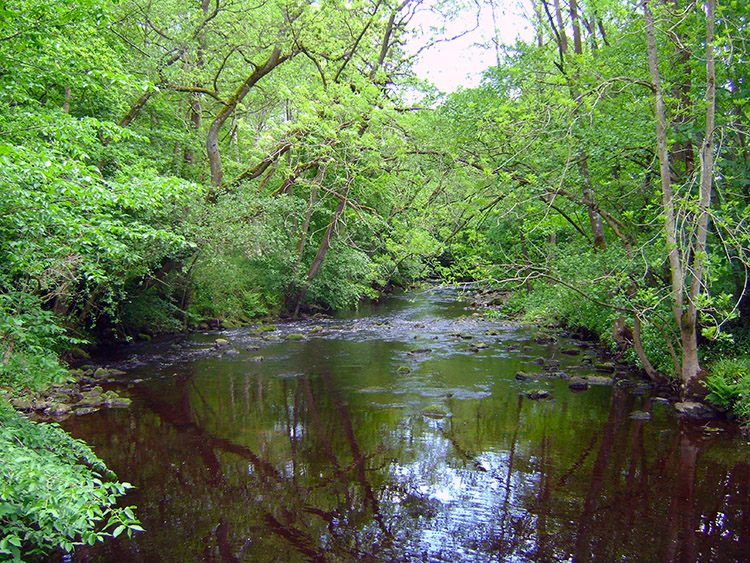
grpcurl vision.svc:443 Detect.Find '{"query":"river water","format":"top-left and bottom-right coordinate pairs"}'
top-left (61, 286), bottom-right (750, 562)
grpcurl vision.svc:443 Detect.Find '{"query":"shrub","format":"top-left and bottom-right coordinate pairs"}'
top-left (705, 357), bottom-right (750, 423)
top-left (0, 404), bottom-right (142, 561)
top-left (0, 292), bottom-right (70, 392)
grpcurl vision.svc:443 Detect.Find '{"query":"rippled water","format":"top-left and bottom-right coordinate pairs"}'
top-left (61, 286), bottom-right (750, 562)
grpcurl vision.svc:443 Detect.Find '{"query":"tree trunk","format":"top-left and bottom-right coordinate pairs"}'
top-left (643, 0), bottom-right (716, 395)
top-left (578, 153), bottom-right (607, 250)
top-left (118, 89), bottom-right (156, 129)
top-left (290, 179), bottom-right (351, 317)
top-left (644, 0), bottom-right (684, 350)
top-left (294, 164), bottom-right (326, 274)
top-left (206, 47), bottom-right (293, 190)
top-left (682, 0), bottom-right (715, 395)
top-left (62, 87), bottom-right (71, 114)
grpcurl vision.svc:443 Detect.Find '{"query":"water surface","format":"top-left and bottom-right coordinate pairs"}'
top-left (63, 287), bottom-right (750, 562)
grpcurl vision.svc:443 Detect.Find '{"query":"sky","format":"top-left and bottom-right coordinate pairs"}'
top-left (407, 0), bottom-right (534, 92)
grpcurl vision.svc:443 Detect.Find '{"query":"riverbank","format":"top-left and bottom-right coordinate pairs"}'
top-left (3, 282), bottom-right (733, 425)
top-left (466, 284), bottom-right (737, 422)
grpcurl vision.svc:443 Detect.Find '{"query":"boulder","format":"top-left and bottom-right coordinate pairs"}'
top-left (450, 332), bottom-right (473, 340)
top-left (46, 403), bottom-right (72, 417)
top-left (629, 411), bottom-right (652, 421)
top-left (103, 394), bottom-right (131, 408)
top-left (76, 395), bottom-right (105, 408)
top-left (587, 376), bottom-right (614, 386)
top-left (214, 338), bottom-right (230, 347)
top-left (10, 397), bottom-right (36, 411)
top-left (674, 401), bottom-right (717, 418)
top-left (525, 389), bottom-right (550, 400)
top-left (285, 333), bottom-right (305, 341)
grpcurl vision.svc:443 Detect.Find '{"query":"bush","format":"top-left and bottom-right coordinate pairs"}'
top-left (0, 292), bottom-right (70, 392)
top-left (0, 404), bottom-right (142, 561)
top-left (705, 357), bottom-right (750, 423)
top-left (188, 252), bottom-right (280, 321)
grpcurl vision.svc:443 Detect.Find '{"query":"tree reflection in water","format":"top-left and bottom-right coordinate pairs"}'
top-left (59, 291), bottom-right (750, 562)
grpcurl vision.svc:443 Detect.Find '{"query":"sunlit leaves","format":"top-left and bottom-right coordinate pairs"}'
top-left (0, 406), bottom-right (142, 559)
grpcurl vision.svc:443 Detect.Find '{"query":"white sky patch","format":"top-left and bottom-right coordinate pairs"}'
top-left (407, 0), bottom-right (535, 92)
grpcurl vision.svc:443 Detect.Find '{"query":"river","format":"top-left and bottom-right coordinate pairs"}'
top-left (61, 286), bottom-right (750, 562)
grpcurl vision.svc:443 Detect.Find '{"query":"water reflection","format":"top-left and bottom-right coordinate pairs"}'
top-left (61, 288), bottom-right (750, 562)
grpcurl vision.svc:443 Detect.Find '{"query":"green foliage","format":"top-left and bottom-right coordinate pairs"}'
top-left (305, 244), bottom-right (380, 311)
top-left (0, 404), bottom-right (143, 561)
top-left (189, 252), bottom-right (277, 321)
top-left (705, 357), bottom-right (750, 424)
top-left (0, 292), bottom-right (70, 392)
top-left (118, 286), bottom-right (189, 337)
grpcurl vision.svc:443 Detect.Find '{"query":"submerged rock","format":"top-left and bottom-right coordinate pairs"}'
top-left (587, 376), bottom-right (614, 386)
top-left (450, 332), bottom-right (473, 340)
top-left (359, 386), bottom-right (388, 393)
top-left (421, 404), bottom-right (451, 419)
top-left (515, 371), bottom-right (544, 381)
top-left (93, 367), bottom-right (127, 379)
top-left (396, 366), bottom-right (411, 374)
top-left (568, 376), bottom-right (589, 390)
top-left (286, 333), bottom-right (306, 341)
top-left (251, 324), bottom-right (277, 334)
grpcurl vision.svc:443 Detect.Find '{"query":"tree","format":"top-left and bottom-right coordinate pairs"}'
top-left (644, 0), bottom-right (717, 396)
